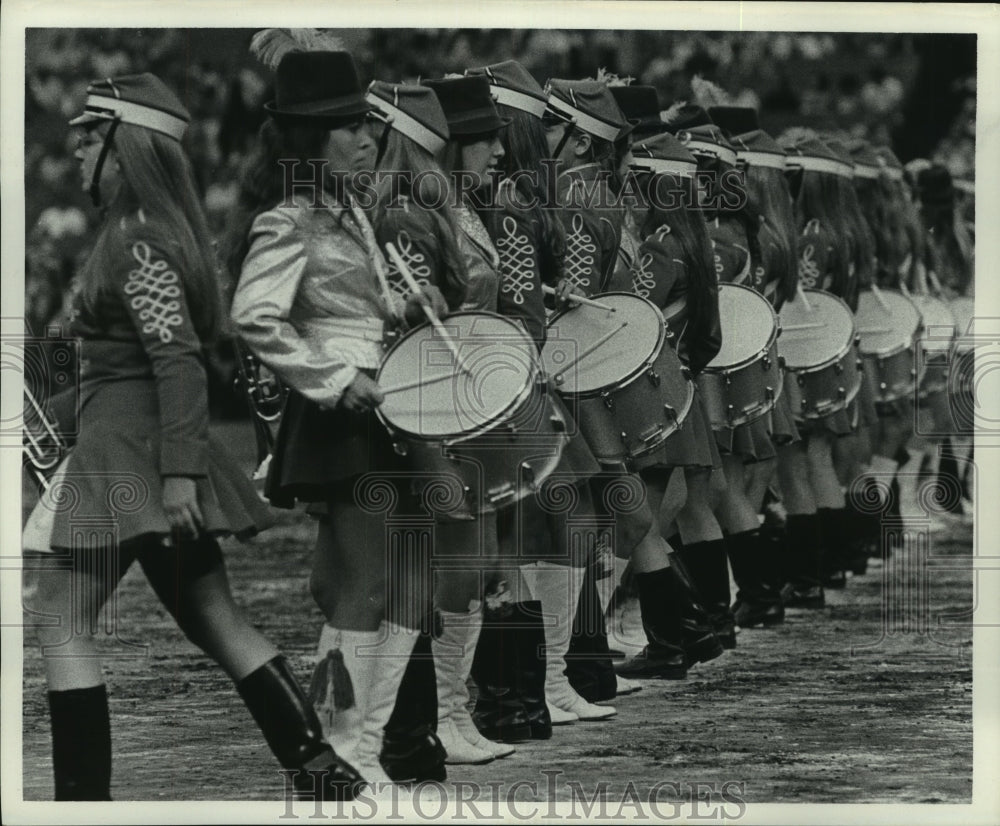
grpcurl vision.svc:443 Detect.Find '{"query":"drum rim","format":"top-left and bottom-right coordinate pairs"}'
top-left (376, 310), bottom-right (538, 440)
top-left (778, 288), bottom-right (859, 372)
top-left (543, 291), bottom-right (667, 397)
top-left (856, 288), bottom-right (923, 358)
top-left (627, 381), bottom-right (697, 458)
top-left (702, 282), bottom-right (780, 373)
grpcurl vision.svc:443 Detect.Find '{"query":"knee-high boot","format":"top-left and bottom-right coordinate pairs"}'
top-left (565, 565), bottom-right (618, 703)
top-left (47, 685), bottom-right (112, 800)
top-left (470, 603), bottom-right (533, 743)
top-left (676, 539), bottom-right (736, 648)
top-left (236, 656), bottom-right (364, 801)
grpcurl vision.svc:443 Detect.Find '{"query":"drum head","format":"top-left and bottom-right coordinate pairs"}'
top-left (706, 283), bottom-right (777, 370)
top-left (912, 295), bottom-right (956, 355)
top-left (778, 289), bottom-right (854, 369)
top-left (856, 289), bottom-right (922, 356)
top-left (541, 293), bottom-right (662, 394)
top-left (378, 312), bottom-right (535, 438)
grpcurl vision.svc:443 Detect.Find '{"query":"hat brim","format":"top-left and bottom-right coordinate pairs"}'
top-left (448, 114), bottom-right (513, 137)
top-left (68, 111), bottom-right (114, 128)
top-left (264, 95), bottom-right (372, 127)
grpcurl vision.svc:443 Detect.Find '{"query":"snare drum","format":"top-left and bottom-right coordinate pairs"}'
top-left (377, 312), bottom-right (568, 512)
top-left (911, 294), bottom-right (956, 398)
top-left (778, 289), bottom-right (863, 419)
top-left (855, 288), bottom-right (925, 403)
top-left (698, 283), bottom-right (783, 429)
top-left (541, 292), bottom-right (694, 466)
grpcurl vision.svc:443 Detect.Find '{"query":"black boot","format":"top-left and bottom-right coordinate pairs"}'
top-left (515, 601), bottom-right (553, 739)
top-left (781, 514), bottom-right (825, 608)
top-left (665, 554), bottom-right (725, 663)
top-left (48, 685), bottom-right (112, 800)
top-left (380, 630), bottom-right (447, 783)
top-left (726, 529), bottom-right (785, 628)
top-left (818, 507), bottom-right (849, 588)
top-left (236, 656), bottom-right (364, 801)
top-left (565, 566), bottom-right (617, 702)
top-left (470, 604), bottom-right (533, 743)
top-left (677, 539), bottom-right (736, 648)
top-left (615, 567), bottom-right (688, 679)
top-left (842, 497), bottom-right (872, 576)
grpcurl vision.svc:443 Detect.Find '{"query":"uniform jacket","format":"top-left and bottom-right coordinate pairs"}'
top-left (68, 209), bottom-right (209, 477)
top-left (796, 218), bottom-right (857, 309)
top-left (555, 163), bottom-right (623, 296)
top-left (231, 194), bottom-right (396, 411)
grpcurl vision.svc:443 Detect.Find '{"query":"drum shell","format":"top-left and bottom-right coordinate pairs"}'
top-left (698, 335), bottom-right (782, 429)
top-left (565, 341), bottom-right (694, 466)
top-left (862, 346), bottom-right (923, 403)
top-left (401, 377), bottom-right (570, 513)
top-left (783, 343), bottom-right (864, 420)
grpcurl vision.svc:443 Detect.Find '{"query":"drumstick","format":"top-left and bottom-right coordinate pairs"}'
top-left (541, 284), bottom-right (616, 313)
top-left (782, 322), bottom-right (827, 332)
top-left (870, 283), bottom-right (892, 314)
top-left (857, 327), bottom-right (894, 335)
top-left (384, 242), bottom-right (472, 376)
top-left (373, 260), bottom-right (401, 322)
top-left (796, 285), bottom-right (813, 313)
top-left (553, 321), bottom-right (629, 383)
top-left (381, 371), bottom-right (458, 396)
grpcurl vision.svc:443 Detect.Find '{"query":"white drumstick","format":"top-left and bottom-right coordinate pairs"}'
top-left (381, 371), bottom-right (458, 396)
top-left (541, 284), bottom-right (617, 312)
top-left (796, 285), bottom-right (813, 313)
top-left (373, 260), bottom-right (401, 322)
top-left (857, 327), bottom-right (894, 335)
top-left (870, 283), bottom-right (892, 314)
top-left (384, 242), bottom-right (472, 376)
top-left (783, 322), bottom-right (827, 332)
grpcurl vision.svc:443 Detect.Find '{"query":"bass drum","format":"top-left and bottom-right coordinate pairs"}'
top-left (698, 283), bottom-right (783, 429)
top-left (778, 288), bottom-right (863, 419)
top-left (377, 312), bottom-right (568, 514)
top-left (541, 292), bottom-right (694, 468)
top-left (855, 288), bottom-right (924, 403)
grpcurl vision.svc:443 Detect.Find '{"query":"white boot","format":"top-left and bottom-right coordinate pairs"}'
top-left (433, 607), bottom-right (511, 763)
top-left (520, 562), bottom-right (617, 722)
top-left (311, 622), bottom-right (418, 791)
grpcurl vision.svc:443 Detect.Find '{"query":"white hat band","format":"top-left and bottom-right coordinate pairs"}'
top-left (630, 157), bottom-right (697, 178)
top-left (786, 155), bottom-right (854, 179)
top-left (546, 94), bottom-right (621, 142)
top-left (492, 85), bottom-right (547, 118)
top-left (76, 94), bottom-right (188, 141)
top-left (684, 139), bottom-right (738, 167)
top-left (365, 93), bottom-right (447, 155)
top-left (736, 150), bottom-right (786, 170)
top-left (852, 163), bottom-right (883, 180)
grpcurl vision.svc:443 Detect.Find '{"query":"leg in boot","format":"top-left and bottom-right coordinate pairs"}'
top-left (727, 530), bottom-right (785, 628)
top-left (677, 539), bottom-right (736, 648)
top-left (817, 508), bottom-right (848, 589)
top-left (380, 630), bottom-right (446, 783)
top-left (520, 561), bottom-right (616, 722)
top-left (565, 565), bottom-right (618, 703)
top-left (513, 601), bottom-right (554, 739)
top-left (471, 603), bottom-right (533, 744)
top-left (781, 514), bottom-right (826, 608)
top-left (237, 656), bottom-right (364, 801)
top-left (666, 552), bottom-right (727, 661)
top-left (434, 606), bottom-right (509, 764)
top-left (48, 685), bottom-right (112, 801)
top-left (615, 567), bottom-right (688, 679)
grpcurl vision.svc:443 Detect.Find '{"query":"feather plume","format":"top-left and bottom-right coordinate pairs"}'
top-left (660, 99), bottom-right (688, 125)
top-left (689, 75), bottom-right (732, 107)
top-left (595, 67), bottom-right (634, 87)
top-left (777, 126), bottom-right (819, 146)
top-left (249, 28), bottom-right (346, 71)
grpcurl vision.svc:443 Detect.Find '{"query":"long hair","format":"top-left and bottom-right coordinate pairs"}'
top-left (743, 164), bottom-right (798, 306)
top-left (223, 118), bottom-right (332, 283)
top-left (493, 104), bottom-right (565, 284)
top-left (372, 128), bottom-right (468, 309)
top-left (787, 168), bottom-right (851, 298)
top-left (638, 172), bottom-right (716, 336)
top-left (79, 122), bottom-right (221, 342)
top-left (836, 176), bottom-right (876, 307)
top-left (853, 173), bottom-right (909, 286)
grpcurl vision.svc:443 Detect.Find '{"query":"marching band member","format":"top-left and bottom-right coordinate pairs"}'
top-left (426, 73), bottom-right (618, 728)
top-left (708, 104), bottom-right (801, 625)
top-left (229, 50), bottom-right (435, 788)
top-left (23, 71), bottom-right (363, 801)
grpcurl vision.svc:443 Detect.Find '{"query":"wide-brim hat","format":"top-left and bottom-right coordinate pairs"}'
top-left (545, 78), bottom-right (636, 143)
top-left (466, 60), bottom-right (547, 119)
top-left (610, 86), bottom-right (665, 139)
top-left (707, 105), bottom-right (760, 137)
top-left (422, 76), bottom-right (512, 137)
top-left (69, 73), bottom-right (190, 141)
top-left (366, 81), bottom-right (449, 155)
top-left (629, 131), bottom-right (698, 177)
top-left (846, 138), bottom-right (885, 180)
top-left (821, 137), bottom-right (855, 180)
top-left (782, 134), bottom-right (853, 179)
top-left (728, 129), bottom-right (786, 170)
top-left (263, 51), bottom-right (371, 126)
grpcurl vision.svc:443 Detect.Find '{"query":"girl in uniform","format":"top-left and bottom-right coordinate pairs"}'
top-left (23, 71), bottom-right (362, 801)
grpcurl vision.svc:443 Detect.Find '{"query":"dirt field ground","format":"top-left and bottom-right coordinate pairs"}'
top-left (20, 421), bottom-right (973, 807)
